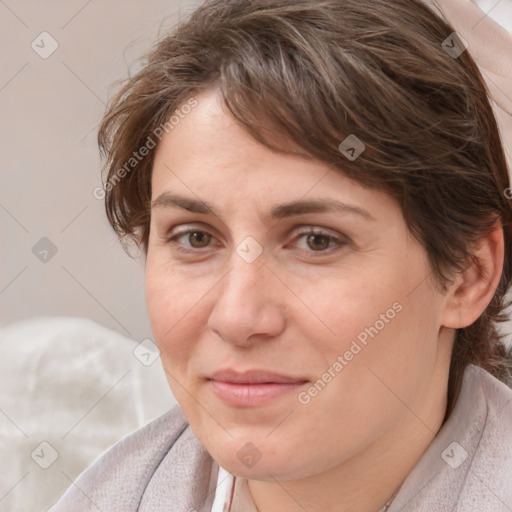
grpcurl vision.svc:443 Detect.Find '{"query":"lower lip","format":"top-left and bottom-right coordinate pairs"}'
top-left (209, 380), bottom-right (307, 407)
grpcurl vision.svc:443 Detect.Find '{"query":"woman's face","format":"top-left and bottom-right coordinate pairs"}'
top-left (145, 87), bottom-right (452, 480)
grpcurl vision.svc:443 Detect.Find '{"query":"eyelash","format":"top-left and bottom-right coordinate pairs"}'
top-left (165, 226), bottom-right (347, 256)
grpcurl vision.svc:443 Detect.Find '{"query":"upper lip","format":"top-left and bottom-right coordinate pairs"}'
top-left (209, 369), bottom-right (308, 384)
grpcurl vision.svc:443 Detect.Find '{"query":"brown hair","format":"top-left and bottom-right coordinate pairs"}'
top-left (97, 0), bottom-right (512, 419)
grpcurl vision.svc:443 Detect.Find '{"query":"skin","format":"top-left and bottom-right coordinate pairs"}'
top-left (145, 87), bottom-right (504, 512)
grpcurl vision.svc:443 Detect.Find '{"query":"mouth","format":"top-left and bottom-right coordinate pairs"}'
top-left (207, 368), bottom-right (309, 407)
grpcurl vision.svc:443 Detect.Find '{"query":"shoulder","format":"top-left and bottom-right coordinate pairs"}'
top-left (467, 363), bottom-right (512, 424)
top-left (390, 364), bottom-right (512, 512)
top-left (465, 363), bottom-right (512, 457)
top-left (465, 364), bottom-right (512, 459)
top-left (456, 365), bottom-right (512, 510)
top-left (48, 404), bottom-right (191, 511)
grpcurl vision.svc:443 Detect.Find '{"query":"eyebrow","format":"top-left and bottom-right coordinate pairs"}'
top-left (151, 193), bottom-right (375, 221)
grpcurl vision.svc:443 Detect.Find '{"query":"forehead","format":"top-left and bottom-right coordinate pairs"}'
top-left (150, 88), bottom-right (400, 223)
top-left (152, 88), bottom-right (301, 178)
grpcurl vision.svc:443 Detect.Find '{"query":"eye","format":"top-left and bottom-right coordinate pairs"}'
top-left (166, 229), bottom-right (215, 253)
top-left (293, 227), bottom-right (347, 254)
top-left (165, 226), bottom-right (347, 255)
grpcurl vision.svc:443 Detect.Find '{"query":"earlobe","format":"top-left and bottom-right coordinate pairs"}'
top-left (441, 220), bottom-right (504, 329)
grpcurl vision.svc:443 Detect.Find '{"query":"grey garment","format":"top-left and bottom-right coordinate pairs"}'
top-left (49, 364), bottom-right (512, 512)
top-left (385, 364), bottom-right (512, 512)
top-left (48, 405), bottom-right (218, 512)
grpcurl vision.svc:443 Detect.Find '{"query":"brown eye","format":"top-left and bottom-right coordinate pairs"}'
top-left (187, 231), bottom-right (211, 248)
top-left (293, 227), bottom-right (347, 255)
top-left (166, 229), bottom-right (215, 253)
top-left (306, 233), bottom-right (331, 251)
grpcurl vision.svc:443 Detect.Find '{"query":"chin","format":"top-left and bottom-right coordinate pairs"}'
top-left (206, 437), bottom-right (307, 481)
top-left (220, 456), bottom-right (295, 481)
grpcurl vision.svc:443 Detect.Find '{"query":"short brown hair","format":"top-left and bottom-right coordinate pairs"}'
top-left (98, 0), bottom-right (512, 419)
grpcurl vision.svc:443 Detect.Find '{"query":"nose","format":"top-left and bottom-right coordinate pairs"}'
top-left (207, 255), bottom-right (286, 347)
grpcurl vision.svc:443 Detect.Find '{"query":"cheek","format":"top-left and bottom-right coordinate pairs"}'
top-left (145, 261), bottom-right (200, 360)
top-left (145, 268), bottom-right (174, 339)
top-left (145, 266), bottom-right (208, 412)
top-left (296, 288), bottom-right (441, 451)
top-left (301, 269), bottom-right (403, 352)
top-left (313, 278), bottom-right (443, 423)
top-left (304, 258), bottom-right (441, 392)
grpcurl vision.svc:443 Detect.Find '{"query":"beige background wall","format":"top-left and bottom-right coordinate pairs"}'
top-left (1, 0), bottom-right (202, 342)
top-left (1, 0), bottom-right (511, 342)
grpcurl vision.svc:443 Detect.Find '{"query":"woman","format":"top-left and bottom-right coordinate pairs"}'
top-left (50, 0), bottom-right (512, 510)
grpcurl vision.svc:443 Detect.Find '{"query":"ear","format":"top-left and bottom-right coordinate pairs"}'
top-left (441, 219), bottom-right (504, 329)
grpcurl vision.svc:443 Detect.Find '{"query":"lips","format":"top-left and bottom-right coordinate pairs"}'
top-left (209, 368), bottom-right (308, 384)
top-left (208, 369), bottom-right (309, 407)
